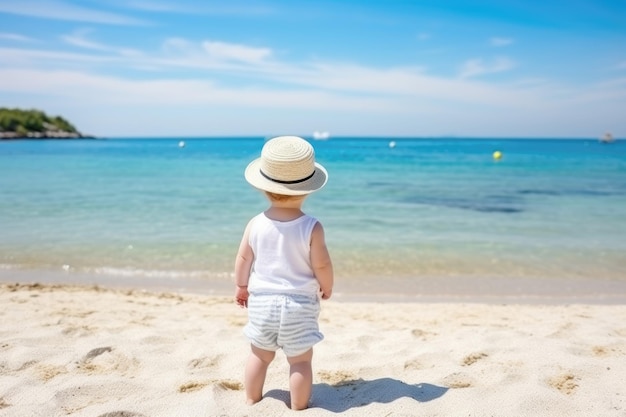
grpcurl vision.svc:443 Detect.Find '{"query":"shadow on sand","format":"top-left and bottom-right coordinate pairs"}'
top-left (265, 377), bottom-right (448, 412)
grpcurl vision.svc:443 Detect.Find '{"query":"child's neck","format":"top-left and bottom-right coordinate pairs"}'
top-left (265, 201), bottom-right (305, 222)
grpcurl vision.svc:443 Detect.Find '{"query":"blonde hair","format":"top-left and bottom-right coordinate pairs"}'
top-left (264, 191), bottom-right (305, 202)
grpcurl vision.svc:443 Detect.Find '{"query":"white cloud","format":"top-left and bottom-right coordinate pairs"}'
top-left (62, 29), bottom-right (108, 51)
top-left (0, 33), bottom-right (34, 42)
top-left (0, 43), bottom-right (267, 75)
top-left (0, 38), bottom-right (549, 113)
top-left (201, 41), bottom-right (273, 63)
top-left (6, 39), bottom-right (528, 107)
top-left (0, 1), bottom-right (149, 25)
top-left (0, 42), bottom-right (551, 111)
top-left (490, 37), bottom-right (514, 47)
top-left (0, 46), bottom-right (118, 65)
top-left (61, 29), bottom-right (142, 56)
top-left (0, 68), bottom-right (387, 113)
top-left (160, 38), bottom-right (274, 67)
top-left (458, 57), bottom-right (515, 79)
top-left (124, 0), bottom-right (274, 16)
top-left (162, 38), bottom-right (193, 53)
top-left (0, 49), bottom-right (546, 113)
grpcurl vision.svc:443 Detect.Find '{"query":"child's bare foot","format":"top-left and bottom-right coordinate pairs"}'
top-left (246, 397), bottom-right (260, 406)
top-left (291, 402), bottom-right (309, 411)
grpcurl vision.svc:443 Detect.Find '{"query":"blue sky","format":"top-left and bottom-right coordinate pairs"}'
top-left (0, 0), bottom-right (624, 138)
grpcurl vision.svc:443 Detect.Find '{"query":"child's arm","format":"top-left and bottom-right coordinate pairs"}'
top-left (310, 222), bottom-right (334, 300)
top-left (234, 221), bottom-right (254, 307)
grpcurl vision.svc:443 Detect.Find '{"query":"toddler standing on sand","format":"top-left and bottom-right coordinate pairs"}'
top-left (234, 136), bottom-right (334, 410)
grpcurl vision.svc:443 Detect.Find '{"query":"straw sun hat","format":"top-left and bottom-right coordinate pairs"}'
top-left (245, 136), bottom-right (328, 195)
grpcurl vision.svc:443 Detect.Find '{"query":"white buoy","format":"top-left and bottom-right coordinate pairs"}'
top-left (178, 141), bottom-right (186, 148)
top-left (389, 141), bottom-right (396, 149)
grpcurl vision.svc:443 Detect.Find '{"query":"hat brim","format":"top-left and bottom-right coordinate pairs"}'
top-left (244, 158), bottom-right (328, 195)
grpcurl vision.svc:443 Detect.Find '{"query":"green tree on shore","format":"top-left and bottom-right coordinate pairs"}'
top-left (0, 108), bottom-right (80, 135)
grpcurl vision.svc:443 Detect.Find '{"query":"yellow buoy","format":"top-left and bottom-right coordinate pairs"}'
top-left (493, 150), bottom-right (502, 160)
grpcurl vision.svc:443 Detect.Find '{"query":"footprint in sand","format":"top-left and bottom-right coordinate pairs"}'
top-left (462, 352), bottom-right (488, 366)
top-left (547, 373), bottom-right (579, 395)
top-left (592, 346), bottom-right (610, 356)
top-left (77, 346), bottom-right (138, 375)
top-left (179, 381), bottom-right (209, 393)
top-left (187, 355), bottom-right (222, 372)
top-left (403, 359), bottom-right (425, 370)
top-left (0, 397), bottom-right (10, 409)
top-left (84, 346), bottom-right (113, 359)
top-left (442, 372), bottom-right (474, 389)
top-left (591, 345), bottom-right (626, 357)
top-left (317, 370), bottom-right (356, 386)
top-left (547, 322), bottom-right (576, 338)
top-left (411, 328), bottom-right (437, 340)
top-left (61, 325), bottom-right (95, 337)
top-left (178, 379), bottom-right (242, 393)
top-left (97, 412), bottom-right (147, 417)
top-left (16, 360), bottom-right (37, 371)
top-left (36, 363), bottom-right (67, 381)
top-left (214, 380), bottom-right (243, 391)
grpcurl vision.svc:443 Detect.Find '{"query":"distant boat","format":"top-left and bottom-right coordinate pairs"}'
top-left (599, 132), bottom-right (615, 143)
top-left (312, 131), bottom-right (330, 140)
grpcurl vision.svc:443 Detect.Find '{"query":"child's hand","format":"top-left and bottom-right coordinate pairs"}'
top-left (235, 286), bottom-right (249, 308)
top-left (321, 288), bottom-right (332, 300)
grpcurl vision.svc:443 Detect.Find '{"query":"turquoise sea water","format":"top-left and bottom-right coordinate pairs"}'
top-left (1, 138), bottom-right (625, 301)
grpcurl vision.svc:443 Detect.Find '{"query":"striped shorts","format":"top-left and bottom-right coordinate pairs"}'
top-left (243, 293), bottom-right (323, 357)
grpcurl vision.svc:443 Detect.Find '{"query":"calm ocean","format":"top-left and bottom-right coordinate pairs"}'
top-left (1, 138), bottom-right (625, 301)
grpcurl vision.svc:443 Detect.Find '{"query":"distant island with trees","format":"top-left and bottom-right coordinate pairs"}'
top-left (0, 108), bottom-right (93, 139)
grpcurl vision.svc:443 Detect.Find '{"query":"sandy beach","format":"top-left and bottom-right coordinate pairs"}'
top-left (1, 282), bottom-right (625, 417)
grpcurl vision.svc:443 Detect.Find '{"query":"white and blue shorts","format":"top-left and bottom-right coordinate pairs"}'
top-left (243, 293), bottom-right (323, 357)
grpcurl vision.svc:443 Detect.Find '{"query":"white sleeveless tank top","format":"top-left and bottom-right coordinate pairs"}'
top-left (248, 213), bottom-right (320, 296)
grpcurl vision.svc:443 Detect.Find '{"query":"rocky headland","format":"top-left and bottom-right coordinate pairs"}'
top-left (0, 108), bottom-right (94, 139)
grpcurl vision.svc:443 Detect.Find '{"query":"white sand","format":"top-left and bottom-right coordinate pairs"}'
top-left (1, 282), bottom-right (625, 417)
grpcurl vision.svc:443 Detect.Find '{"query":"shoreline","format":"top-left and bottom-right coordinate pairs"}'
top-left (2, 267), bottom-right (626, 304)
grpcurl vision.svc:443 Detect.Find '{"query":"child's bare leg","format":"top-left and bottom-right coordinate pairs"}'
top-left (245, 345), bottom-right (275, 405)
top-left (287, 348), bottom-right (313, 410)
